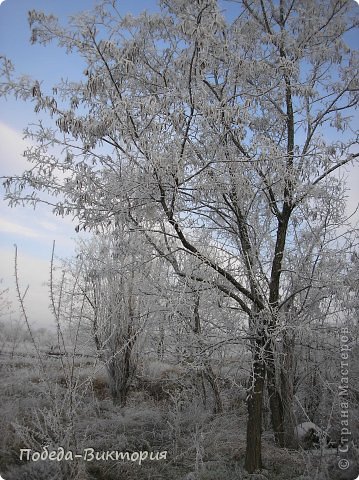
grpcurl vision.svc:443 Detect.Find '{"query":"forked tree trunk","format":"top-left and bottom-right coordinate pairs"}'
top-left (107, 353), bottom-right (131, 406)
top-left (245, 347), bottom-right (265, 473)
top-left (107, 325), bottom-right (136, 407)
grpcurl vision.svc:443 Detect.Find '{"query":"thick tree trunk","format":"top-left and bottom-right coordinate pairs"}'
top-left (266, 343), bottom-right (285, 446)
top-left (267, 367), bottom-right (284, 446)
top-left (157, 324), bottom-right (165, 360)
top-left (107, 327), bottom-right (136, 407)
top-left (281, 334), bottom-right (296, 447)
top-left (266, 333), bottom-right (296, 448)
top-left (107, 355), bottom-right (131, 406)
top-left (203, 364), bottom-right (223, 414)
top-left (281, 372), bottom-right (296, 448)
top-left (245, 349), bottom-right (265, 473)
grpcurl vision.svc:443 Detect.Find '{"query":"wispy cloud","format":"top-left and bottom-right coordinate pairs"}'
top-left (0, 247), bottom-right (54, 328)
top-left (36, 220), bottom-right (59, 233)
top-left (0, 217), bottom-right (39, 238)
top-left (0, 122), bottom-right (30, 175)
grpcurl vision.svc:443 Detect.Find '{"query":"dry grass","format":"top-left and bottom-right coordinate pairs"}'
top-left (1, 353), bottom-right (356, 480)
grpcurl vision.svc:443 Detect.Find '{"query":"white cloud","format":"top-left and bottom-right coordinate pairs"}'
top-left (0, 247), bottom-right (54, 328)
top-left (345, 166), bottom-right (359, 218)
top-left (0, 217), bottom-right (40, 238)
top-left (0, 121), bottom-right (80, 329)
top-left (0, 207), bottom-right (80, 260)
top-left (36, 220), bottom-right (60, 233)
top-left (0, 122), bottom-right (30, 175)
top-left (337, 163), bottom-right (359, 224)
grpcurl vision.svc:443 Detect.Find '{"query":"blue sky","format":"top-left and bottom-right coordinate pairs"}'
top-left (0, 0), bottom-right (358, 329)
top-left (0, 0), bottom-right (160, 328)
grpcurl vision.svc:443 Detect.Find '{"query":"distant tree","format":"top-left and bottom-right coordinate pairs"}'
top-left (0, 280), bottom-right (21, 356)
top-left (1, 0), bottom-right (358, 472)
top-left (162, 278), bottom-right (228, 414)
top-left (0, 280), bottom-right (11, 320)
top-left (69, 229), bottom-right (157, 407)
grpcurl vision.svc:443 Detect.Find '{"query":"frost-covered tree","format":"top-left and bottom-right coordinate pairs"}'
top-left (68, 229), bottom-right (158, 407)
top-left (1, 0), bottom-right (358, 472)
